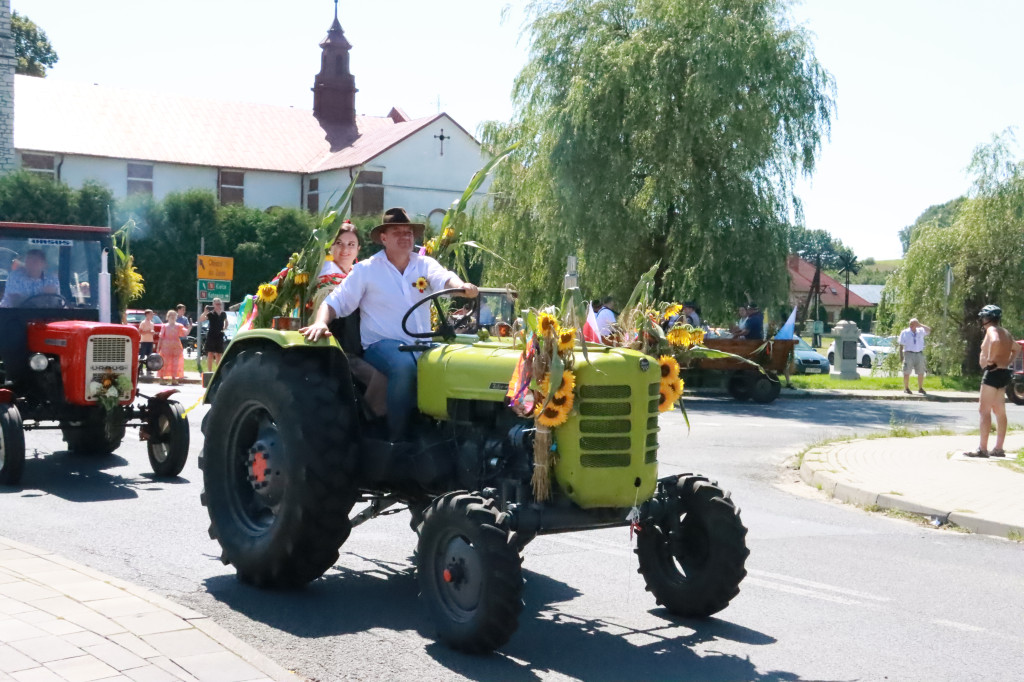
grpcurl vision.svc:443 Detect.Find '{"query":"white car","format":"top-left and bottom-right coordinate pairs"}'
top-left (826, 334), bottom-right (893, 369)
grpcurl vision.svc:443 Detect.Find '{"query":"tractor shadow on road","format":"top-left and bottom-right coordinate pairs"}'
top-left (1, 449), bottom-right (189, 502)
top-left (204, 556), bottom-right (803, 681)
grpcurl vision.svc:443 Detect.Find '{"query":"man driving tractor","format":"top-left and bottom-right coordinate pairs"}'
top-left (0, 249), bottom-right (59, 307)
top-left (302, 208), bottom-right (478, 440)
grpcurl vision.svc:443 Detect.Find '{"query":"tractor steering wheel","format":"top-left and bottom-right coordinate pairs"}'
top-left (401, 287), bottom-right (466, 339)
top-left (18, 293), bottom-right (67, 309)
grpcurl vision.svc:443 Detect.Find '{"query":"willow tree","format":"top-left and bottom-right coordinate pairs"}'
top-left (884, 133), bottom-right (1024, 375)
top-left (479, 0), bottom-right (834, 317)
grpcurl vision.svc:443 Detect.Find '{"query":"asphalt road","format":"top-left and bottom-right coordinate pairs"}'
top-left (2, 386), bottom-right (1022, 681)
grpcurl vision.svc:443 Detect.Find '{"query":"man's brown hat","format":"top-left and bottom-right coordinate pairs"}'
top-left (369, 207), bottom-right (425, 245)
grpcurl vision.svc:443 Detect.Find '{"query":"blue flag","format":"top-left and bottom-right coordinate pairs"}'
top-left (774, 306), bottom-right (798, 340)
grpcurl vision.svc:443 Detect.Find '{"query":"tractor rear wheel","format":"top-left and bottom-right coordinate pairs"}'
top-left (201, 350), bottom-right (357, 588)
top-left (147, 400), bottom-right (189, 478)
top-left (750, 375), bottom-right (781, 404)
top-left (61, 409), bottom-right (124, 454)
top-left (726, 373), bottom-right (752, 401)
top-left (637, 475), bottom-right (749, 618)
top-left (0, 404), bottom-right (26, 485)
top-left (417, 493), bottom-right (523, 653)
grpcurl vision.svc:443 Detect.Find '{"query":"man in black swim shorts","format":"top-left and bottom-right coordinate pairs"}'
top-left (965, 305), bottom-right (1018, 458)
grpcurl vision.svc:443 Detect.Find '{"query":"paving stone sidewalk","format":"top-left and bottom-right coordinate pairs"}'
top-left (0, 536), bottom-right (297, 682)
top-left (800, 434), bottom-right (1024, 539)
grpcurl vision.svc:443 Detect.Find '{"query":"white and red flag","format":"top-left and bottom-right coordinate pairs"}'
top-left (582, 302), bottom-right (602, 343)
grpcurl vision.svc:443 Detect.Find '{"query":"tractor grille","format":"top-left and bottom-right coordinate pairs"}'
top-left (90, 337), bottom-right (129, 364)
top-left (575, 381), bottom-right (661, 468)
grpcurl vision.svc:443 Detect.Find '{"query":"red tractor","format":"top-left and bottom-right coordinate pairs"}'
top-left (0, 221), bottom-right (190, 485)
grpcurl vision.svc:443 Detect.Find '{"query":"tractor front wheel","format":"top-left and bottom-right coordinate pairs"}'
top-left (0, 403), bottom-right (26, 485)
top-left (61, 409), bottom-right (125, 455)
top-left (417, 493), bottom-right (523, 653)
top-left (637, 475), bottom-right (749, 618)
top-left (147, 400), bottom-right (190, 478)
top-left (201, 350), bottom-right (357, 588)
top-left (1008, 379), bottom-right (1024, 406)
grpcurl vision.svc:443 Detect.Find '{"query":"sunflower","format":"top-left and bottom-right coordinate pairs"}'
top-left (257, 283), bottom-right (278, 303)
top-left (537, 402), bottom-right (571, 427)
top-left (658, 355), bottom-right (680, 380)
top-left (538, 312), bottom-right (559, 337)
top-left (667, 327), bottom-right (691, 347)
top-left (691, 329), bottom-right (705, 346)
top-left (442, 227), bottom-right (455, 241)
top-left (658, 381), bottom-right (684, 412)
top-left (662, 304), bottom-right (682, 321)
top-left (293, 272), bottom-right (309, 286)
top-left (536, 370), bottom-right (576, 426)
top-left (424, 238), bottom-right (438, 256)
top-left (412, 277), bottom-right (429, 293)
top-left (539, 370), bottom-right (575, 398)
top-left (558, 327), bottom-right (576, 353)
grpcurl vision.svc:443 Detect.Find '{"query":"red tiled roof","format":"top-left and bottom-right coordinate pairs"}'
top-left (787, 255), bottom-right (874, 307)
top-left (13, 75), bottom-right (450, 174)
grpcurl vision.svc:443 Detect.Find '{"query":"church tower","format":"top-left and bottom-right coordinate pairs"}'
top-left (312, 1), bottom-right (357, 126)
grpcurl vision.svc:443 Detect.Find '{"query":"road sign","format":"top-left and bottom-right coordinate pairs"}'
top-left (197, 255), bottom-right (234, 280)
top-left (197, 279), bottom-right (231, 302)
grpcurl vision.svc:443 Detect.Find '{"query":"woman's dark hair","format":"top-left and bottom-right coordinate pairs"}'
top-left (332, 221), bottom-right (360, 245)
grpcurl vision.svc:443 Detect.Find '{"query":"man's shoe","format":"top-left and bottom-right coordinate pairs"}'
top-left (989, 448), bottom-right (1006, 458)
top-left (964, 448), bottom-right (989, 458)
top-left (904, 388), bottom-right (912, 395)
top-left (918, 389), bottom-right (927, 396)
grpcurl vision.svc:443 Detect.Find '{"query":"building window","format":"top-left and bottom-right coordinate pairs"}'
top-left (352, 171), bottom-right (383, 216)
top-left (218, 170), bottom-right (245, 205)
top-left (307, 178), bottom-right (319, 214)
top-left (127, 162), bottom-right (153, 197)
top-left (21, 153), bottom-right (55, 180)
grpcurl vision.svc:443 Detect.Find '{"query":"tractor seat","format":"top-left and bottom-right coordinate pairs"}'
top-left (329, 312), bottom-right (387, 418)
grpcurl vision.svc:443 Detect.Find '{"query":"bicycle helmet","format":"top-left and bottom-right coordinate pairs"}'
top-left (978, 304), bottom-right (1002, 321)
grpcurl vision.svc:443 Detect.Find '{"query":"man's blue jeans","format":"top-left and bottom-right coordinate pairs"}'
top-left (364, 339), bottom-right (418, 439)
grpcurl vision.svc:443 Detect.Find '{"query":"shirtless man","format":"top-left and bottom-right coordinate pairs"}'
top-left (965, 305), bottom-right (1018, 458)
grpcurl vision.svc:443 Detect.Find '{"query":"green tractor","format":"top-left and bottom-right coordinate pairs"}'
top-left (199, 288), bottom-right (749, 652)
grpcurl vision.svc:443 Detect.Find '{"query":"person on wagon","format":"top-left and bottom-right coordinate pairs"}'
top-left (301, 208), bottom-right (478, 440)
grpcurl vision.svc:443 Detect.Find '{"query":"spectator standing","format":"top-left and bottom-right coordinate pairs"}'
top-left (965, 305), bottom-right (1018, 458)
top-left (595, 295), bottom-right (617, 344)
top-left (156, 310), bottom-right (188, 385)
top-left (138, 309), bottom-right (156, 377)
top-left (199, 297), bottom-right (228, 372)
top-left (175, 303), bottom-right (193, 351)
top-left (897, 317), bottom-right (931, 395)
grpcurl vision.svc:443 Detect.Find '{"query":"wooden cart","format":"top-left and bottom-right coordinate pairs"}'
top-left (686, 338), bottom-right (796, 403)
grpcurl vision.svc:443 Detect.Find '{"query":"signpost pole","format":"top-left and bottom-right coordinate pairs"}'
top-left (196, 238), bottom-right (205, 373)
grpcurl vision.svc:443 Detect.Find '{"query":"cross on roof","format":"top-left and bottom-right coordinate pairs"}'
top-left (434, 128), bottom-right (450, 156)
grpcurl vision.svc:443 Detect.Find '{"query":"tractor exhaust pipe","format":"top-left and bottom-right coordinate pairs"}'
top-left (99, 247), bottom-right (112, 323)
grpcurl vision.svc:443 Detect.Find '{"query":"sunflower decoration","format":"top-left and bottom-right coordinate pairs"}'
top-left (412, 276), bottom-right (429, 293)
top-left (558, 327), bottom-right (576, 353)
top-left (257, 283), bottom-right (278, 304)
top-left (662, 303), bottom-right (683, 323)
top-left (658, 355), bottom-right (683, 412)
top-left (442, 226), bottom-right (455, 242)
top-left (538, 312), bottom-right (559, 338)
top-left (536, 371), bottom-right (576, 428)
top-left (424, 237), bottom-right (438, 256)
top-left (293, 272), bottom-right (309, 286)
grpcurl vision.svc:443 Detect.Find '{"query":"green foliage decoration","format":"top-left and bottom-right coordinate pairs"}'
top-left (477, 0), bottom-right (835, 320)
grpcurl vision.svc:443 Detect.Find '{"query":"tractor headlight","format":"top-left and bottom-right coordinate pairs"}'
top-left (29, 353), bottom-right (49, 372)
top-left (146, 354), bottom-right (164, 371)
top-left (639, 357), bottom-right (650, 372)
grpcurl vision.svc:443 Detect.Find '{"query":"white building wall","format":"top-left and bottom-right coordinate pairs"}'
top-left (153, 163), bottom-right (217, 200)
top-left (58, 154), bottom-right (127, 197)
top-left (242, 170), bottom-right (301, 210)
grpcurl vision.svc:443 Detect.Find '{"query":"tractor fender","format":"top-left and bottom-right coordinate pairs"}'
top-left (203, 329), bottom-right (354, 405)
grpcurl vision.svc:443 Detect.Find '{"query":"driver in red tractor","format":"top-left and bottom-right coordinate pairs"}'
top-left (301, 208), bottom-right (478, 440)
top-left (0, 249), bottom-right (59, 307)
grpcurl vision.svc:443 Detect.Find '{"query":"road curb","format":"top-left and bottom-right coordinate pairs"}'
top-left (688, 388), bottom-right (977, 402)
top-left (798, 443), bottom-right (1023, 539)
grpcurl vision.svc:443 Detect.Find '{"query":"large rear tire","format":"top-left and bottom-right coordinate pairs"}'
top-left (147, 400), bottom-right (190, 478)
top-left (637, 475), bottom-right (749, 618)
top-left (750, 375), bottom-right (781, 404)
top-left (726, 373), bottom-right (752, 401)
top-left (0, 404), bottom-right (26, 485)
top-left (201, 350), bottom-right (358, 588)
top-left (417, 493), bottom-right (524, 653)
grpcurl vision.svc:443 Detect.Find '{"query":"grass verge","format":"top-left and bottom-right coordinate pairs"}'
top-left (789, 373), bottom-right (980, 392)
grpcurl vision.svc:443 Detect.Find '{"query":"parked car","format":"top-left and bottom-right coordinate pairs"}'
top-left (826, 333), bottom-right (893, 368)
top-left (793, 337), bottom-right (830, 374)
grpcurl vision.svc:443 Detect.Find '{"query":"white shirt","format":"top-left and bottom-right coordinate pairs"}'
top-left (325, 251), bottom-right (456, 347)
top-left (596, 307), bottom-right (616, 336)
top-left (898, 327), bottom-right (928, 352)
top-left (318, 260), bottom-right (345, 278)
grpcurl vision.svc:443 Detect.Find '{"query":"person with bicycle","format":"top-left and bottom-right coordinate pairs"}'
top-left (302, 208), bottom-right (477, 440)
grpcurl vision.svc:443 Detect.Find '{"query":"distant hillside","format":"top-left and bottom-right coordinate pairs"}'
top-left (826, 258), bottom-right (901, 286)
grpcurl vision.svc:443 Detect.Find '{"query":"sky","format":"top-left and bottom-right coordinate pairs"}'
top-left (14, 0), bottom-right (1024, 261)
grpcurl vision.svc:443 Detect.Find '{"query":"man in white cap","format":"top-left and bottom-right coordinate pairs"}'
top-left (898, 317), bottom-right (931, 395)
top-left (302, 208), bottom-right (477, 440)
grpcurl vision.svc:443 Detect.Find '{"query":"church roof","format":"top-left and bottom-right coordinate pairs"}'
top-left (13, 75), bottom-right (454, 174)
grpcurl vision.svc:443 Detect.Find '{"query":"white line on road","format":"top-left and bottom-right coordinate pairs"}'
top-left (932, 619), bottom-right (985, 633)
top-left (747, 569), bottom-right (891, 602)
top-left (743, 576), bottom-right (862, 605)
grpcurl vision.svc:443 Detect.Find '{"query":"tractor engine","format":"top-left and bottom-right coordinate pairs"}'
top-left (418, 342), bottom-right (661, 508)
top-left (25, 320), bottom-right (140, 409)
